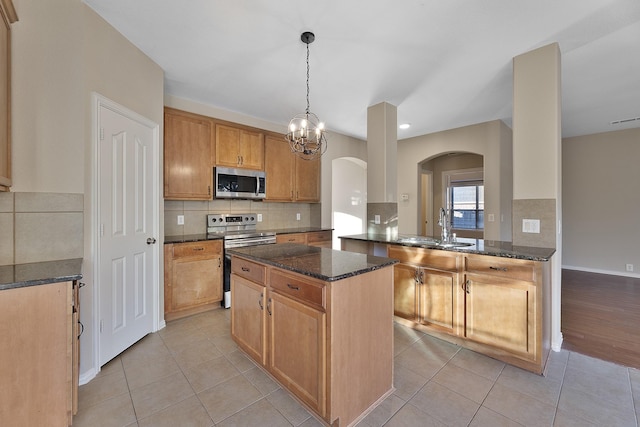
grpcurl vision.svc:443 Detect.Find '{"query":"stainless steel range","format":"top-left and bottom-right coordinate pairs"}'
top-left (207, 213), bottom-right (275, 308)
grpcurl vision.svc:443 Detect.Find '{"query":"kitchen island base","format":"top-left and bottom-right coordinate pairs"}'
top-left (229, 244), bottom-right (397, 427)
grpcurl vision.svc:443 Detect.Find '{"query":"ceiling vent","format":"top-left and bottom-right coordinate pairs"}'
top-left (610, 117), bottom-right (640, 125)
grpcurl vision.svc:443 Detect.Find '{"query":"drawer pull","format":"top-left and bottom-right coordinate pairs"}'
top-left (259, 293), bottom-right (264, 310)
top-left (267, 298), bottom-right (272, 315)
top-left (489, 266), bottom-right (508, 272)
top-left (193, 247), bottom-right (204, 251)
top-left (241, 267), bottom-right (250, 272)
top-left (287, 284), bottom-right (300, 291)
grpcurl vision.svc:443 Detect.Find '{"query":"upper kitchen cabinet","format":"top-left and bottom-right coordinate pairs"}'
top-left (215, 123), bottom-right (264, 170)
top-left (265, 134), bottom-right (320, 202)
top-left (0, 0), bottom-right (17, 192)
top-left (164, 108), bottom-right (214, 200)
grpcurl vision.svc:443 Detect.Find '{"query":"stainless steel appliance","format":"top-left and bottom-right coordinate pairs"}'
top-left (207, 213), bottom-right (275, 308)
top-left (214, 167), bottom-right (266, 199)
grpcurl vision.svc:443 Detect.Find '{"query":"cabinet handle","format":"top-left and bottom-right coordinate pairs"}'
top-left (419, 270), bottom-right (425, 284)
top-left (78, 321), bottom-right (84, 339)
top-left (287, 284), bottom-right (299, 291)
top-left (241, 266), bottom-right (250, 272)
top-left (267, 298), bottom-right (272, 315)
top-left (259, 293), bottom-right (263, 310)
top-left (193, 247), bottom-right (204, 251)
top-left (218, 258), bottom-right (221, 268)
top-left (414, 269), bottom-right (419, 283)
top-left (208, 185), bottom-right (211, 196)
top-left (489, 266), bottom-right (508, 272)
top-left (465, 280), bottom-right (471, 294)
top-left (237, 155), bottom-right (241, 165)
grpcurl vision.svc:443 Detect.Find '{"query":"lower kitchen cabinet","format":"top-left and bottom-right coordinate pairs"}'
top-left (230, 273), bottom-right (266, 365)
top-left (388, 245), bottom-right (550, 374)
top-left (268, 291), bottom-right (326, 415)
top-left (276, 230), bottom-right (332, 248)
top-left (388, 245), bottom-right (462, 336)
top-left (0, 281), bottom-right (78, 427)
top-left (230, 254), bottom-right (393, 426)
top-left (164, 240), bottom-right (223, 321)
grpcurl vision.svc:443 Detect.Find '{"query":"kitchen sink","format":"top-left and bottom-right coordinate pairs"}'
top-left (396, 236), bottom-right (474, 248)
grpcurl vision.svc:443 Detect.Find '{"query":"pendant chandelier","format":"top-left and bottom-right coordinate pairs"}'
top-left (285, 31), bottom-right (327, 160)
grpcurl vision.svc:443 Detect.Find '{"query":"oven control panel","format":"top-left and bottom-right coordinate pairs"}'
top-left (207, 213), bottom-right (258, 231)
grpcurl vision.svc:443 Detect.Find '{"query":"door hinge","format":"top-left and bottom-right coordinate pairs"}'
top-left (100, 127), bottom-right (104, 141)
top-left (99, 319), bottom-right (104, 333)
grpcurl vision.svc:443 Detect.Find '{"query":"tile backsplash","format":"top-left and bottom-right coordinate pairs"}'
top-left (0, 192), bottom-right (84, 266)
top-left (164, 199), bottom-right (321, 236)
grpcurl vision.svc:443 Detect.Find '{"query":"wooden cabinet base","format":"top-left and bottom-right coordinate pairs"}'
top-left (164, 301), bottom-right (223, 322)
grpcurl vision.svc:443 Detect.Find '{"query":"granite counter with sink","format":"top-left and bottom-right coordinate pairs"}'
top-left (339, 233), bottom-right (555, 261)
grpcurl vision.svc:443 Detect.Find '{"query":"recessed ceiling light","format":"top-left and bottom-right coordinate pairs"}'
top-left (399, 123), bottom-right (411, 130)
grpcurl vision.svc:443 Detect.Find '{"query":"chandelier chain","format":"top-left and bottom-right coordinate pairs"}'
top-left (306, 41), bottom-right (310, 115)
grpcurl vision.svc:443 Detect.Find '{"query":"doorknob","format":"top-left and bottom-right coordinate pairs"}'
top-left (146, 237), bottom-right (157, 245)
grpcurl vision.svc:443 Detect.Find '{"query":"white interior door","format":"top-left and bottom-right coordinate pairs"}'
top-left (98, 103), bottom-right (157, 366)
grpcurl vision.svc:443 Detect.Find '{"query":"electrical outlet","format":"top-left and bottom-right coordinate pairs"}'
top-left (296, 213), bottom-right (301, 221)
top-left (488, 213), bottom-right (495, 222)
top-left (257, 213), bottom-right (263, 222)
top-left (626, 264), bottom-right (634, 272)
top-left (522, 219), bottom-right (540, 233)
top-left (374, 215), bottom-right (381, 225)
top-left (177, 215), bottom-right (184, 225)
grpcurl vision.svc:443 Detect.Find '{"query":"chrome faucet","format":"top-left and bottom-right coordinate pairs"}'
top-left (439, 207), bottom-right (451, 243)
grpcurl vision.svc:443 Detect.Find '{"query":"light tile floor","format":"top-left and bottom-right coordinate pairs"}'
top-left (74, 309), bottom-right (640, 426)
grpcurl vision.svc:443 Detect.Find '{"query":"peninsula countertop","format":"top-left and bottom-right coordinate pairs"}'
top-left (0, 258), bottom-right (83, 291)
top-left (339, 233), bottom-right (556, 262)
top-left (164, 227), bottom-right (332, 245)
top-left (227, 243), bottom-right (398, 282)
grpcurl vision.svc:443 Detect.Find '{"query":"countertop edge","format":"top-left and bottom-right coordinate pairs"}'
top-left (0, 258), bottom-right (84, 291)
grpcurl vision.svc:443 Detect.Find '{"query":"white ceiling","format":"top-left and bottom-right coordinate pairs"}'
top-left (84, 0), bottom-right (640, 140)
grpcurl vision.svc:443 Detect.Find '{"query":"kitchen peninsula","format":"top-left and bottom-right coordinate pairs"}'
top-left (228, 243), bottom-right (397, 427)
top-left (341, 233), bottom-right (555, 375)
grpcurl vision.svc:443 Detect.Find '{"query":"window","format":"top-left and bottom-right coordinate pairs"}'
top-left (443, 168), bottom-right (484, 231)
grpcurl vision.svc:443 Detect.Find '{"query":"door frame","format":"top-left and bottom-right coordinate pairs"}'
top-left (90, 93), bottom-right (163, 375)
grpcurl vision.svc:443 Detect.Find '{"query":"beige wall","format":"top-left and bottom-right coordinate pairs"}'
top-left (563, 128), bottom-right (640, 275)
top-left (397, 120), bottom-right (513, 241)
top-left (11, 0), bottom-right (164, 381)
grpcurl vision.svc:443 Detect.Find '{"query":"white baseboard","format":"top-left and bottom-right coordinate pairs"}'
top-left (562, 264), bottom-right (640, 279)
top-left (79, 368), bottom-right (98, 386)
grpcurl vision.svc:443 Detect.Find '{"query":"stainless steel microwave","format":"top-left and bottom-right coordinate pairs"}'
top-left (214, 167), bottom-right (266, 199)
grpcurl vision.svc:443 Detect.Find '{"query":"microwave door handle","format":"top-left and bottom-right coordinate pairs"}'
top-left (255, 176), bottom-right (259, 195)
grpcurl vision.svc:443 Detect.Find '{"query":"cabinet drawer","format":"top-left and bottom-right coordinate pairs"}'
top-left (465, 255), bottom-right (535, 282)
top-left (270, 270), bottom-right (325, 309)
top-left (276, 233), bottom-right (306, 244)
top-left (306, 231), bottom-right (332, 244)
top-left (172, 240), bottom-right (222, 259)
top-left (232, 257), bottom-right (266, 284)
top-left (388, 245), bottom-right (459, 271)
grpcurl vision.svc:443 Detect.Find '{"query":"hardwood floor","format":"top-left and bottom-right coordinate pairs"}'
top-left (561, 268), bottom-right (640, 369)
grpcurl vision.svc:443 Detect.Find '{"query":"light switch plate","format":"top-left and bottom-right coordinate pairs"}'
top-left (522, 219), bottom-right (540, 233)
top-left (488, 213), bottom-right (495, 222)
top-left (296, 213), bottom-right (301, 221)
top-left (177, 215), bottom-right (184, 225)
top-left (257, 213), bottom-right (263, 222)
top-left (374, 215), bottom-right (381, 225)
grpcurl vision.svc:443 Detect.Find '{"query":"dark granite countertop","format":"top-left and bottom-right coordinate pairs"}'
top-left (339, 233), bottom-right (556, 262)
top-left (228, 243), bottom-right (397, 282)
top-left (164, 228), bottom-right (332, 244)
top-left (0, 258), bottom-right (83, 291)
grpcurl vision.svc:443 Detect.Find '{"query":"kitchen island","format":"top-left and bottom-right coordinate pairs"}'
top-left (228, 243), bottom-right (397, 427)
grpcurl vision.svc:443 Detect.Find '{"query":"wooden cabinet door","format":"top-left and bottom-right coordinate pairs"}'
top-left (231, 274), bottom-right (266, 365)
top-left (171, 256), bottom-right (222, 310)
top-left (265, 135), bottom-right (294, 201)
top-left (419, 268), bottom-right (459, 334)
top-left (464, 273), bottom-right (536, 357)
top-left (295, 156), bottom-right (320, 202)
top-left (239, 129), bottom-right (264, 169)
top-left (393, 262), bottom-right (418, 320)
top-left (164, 110), bottom-right (213, 199)
top-left (216, 124), bottom-right (264, 169)
top-left (268, 292), bottom-right (326, 416)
